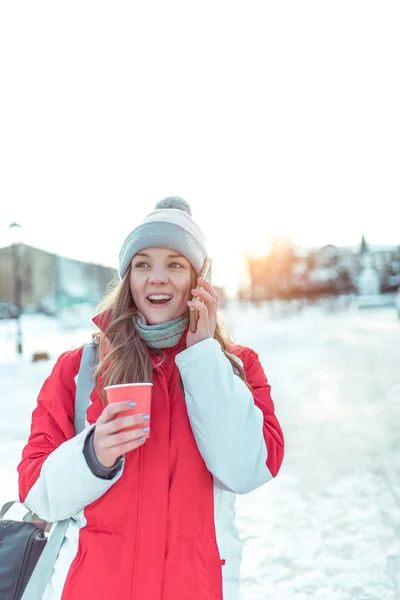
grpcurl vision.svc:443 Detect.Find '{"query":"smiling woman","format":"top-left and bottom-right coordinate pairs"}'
top-left (17, 196), bottom-right (284, 600)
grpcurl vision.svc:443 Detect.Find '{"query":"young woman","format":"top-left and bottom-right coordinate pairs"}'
top-left (17, 197), bottom-right (284, 600)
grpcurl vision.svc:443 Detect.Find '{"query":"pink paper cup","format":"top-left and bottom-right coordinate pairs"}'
top-left (104, 383), bottom-right (153, 438)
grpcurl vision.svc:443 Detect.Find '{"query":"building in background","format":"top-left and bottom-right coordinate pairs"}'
top-left (0, 244), bottom-right (117, 315)
top-left (243, 237), bottom-right (400, 303)
top-left (0, 243), bottom-right (228, 315)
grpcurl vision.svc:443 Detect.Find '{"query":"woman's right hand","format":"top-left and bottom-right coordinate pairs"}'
top-left (93, 401), bottom-right (149, 468)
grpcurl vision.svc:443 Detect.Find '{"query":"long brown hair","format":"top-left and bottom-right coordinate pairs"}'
top-left (94, 264), bottom-right (251, 404)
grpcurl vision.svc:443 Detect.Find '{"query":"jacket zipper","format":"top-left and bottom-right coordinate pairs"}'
top-left (131, 445), bottom-right (144, 599)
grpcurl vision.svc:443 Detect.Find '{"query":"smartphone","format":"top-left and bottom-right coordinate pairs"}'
top-left (189, 257), bottom-right (213, 332)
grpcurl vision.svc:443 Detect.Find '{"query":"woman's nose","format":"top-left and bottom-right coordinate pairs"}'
top-left (148, 272), bottom-right (169, 285)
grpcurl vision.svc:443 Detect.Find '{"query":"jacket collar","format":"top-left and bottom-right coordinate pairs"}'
top-left (92, 310), bottom-right (112, 333)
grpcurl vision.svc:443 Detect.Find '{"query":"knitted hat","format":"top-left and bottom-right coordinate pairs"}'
top-left (118, 196), bottom-right (207, 279)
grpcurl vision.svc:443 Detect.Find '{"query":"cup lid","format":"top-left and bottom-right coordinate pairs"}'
top-left (104, 382), bottom-right (153, 389)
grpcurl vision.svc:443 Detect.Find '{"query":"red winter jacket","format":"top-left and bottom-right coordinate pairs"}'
top-left (18, 322), bottom-right (284, 600)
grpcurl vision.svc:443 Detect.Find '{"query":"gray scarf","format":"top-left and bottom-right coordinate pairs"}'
top-left (134, 314), bottom-right (188, 349)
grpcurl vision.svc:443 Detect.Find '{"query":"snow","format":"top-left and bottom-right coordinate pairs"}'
top-left (1, 302), bottom-right (400, 599)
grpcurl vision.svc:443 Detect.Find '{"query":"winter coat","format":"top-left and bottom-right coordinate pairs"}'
top-left (17, 318), bottom-right (284, 600)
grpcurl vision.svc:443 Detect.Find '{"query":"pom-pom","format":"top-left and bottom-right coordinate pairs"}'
top-left (155, 196), bottom-right (192, 216)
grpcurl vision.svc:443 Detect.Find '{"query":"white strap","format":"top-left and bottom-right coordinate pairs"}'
top-left (20, 519), bottom-right (70, 600)
top-left (74, 342), bottom-right (97, 434)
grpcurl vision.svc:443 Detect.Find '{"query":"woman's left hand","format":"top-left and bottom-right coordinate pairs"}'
top-left (186, 277), bottom-right (219, 348)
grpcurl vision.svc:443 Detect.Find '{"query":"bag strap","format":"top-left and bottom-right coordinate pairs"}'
top-left (21, 340), bottom-right (97, 600)
top-left (0, 500), bottom-right (16, 519)
top-left (74, 340), bottom-right (97, 434)
top-left (20, 518), bottom-right (70, 600)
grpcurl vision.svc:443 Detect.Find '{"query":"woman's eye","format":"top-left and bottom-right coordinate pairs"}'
top-left (134, 261), bottom-right (185, 269)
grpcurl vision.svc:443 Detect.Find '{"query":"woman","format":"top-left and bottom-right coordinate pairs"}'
top-left (17, 197), bottom-right (284, 600)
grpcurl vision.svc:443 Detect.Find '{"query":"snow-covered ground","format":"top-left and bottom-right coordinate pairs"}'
top-left (1, 301), bottom-right (400, 599)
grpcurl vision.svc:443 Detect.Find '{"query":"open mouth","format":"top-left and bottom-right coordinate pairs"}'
top-left (147, 295), bottom-right (173, 307)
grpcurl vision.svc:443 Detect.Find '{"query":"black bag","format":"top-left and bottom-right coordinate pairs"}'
top-left (0, 341), bottom-right (96, 600)
top-left (0, 517), bottom-right (46, 600)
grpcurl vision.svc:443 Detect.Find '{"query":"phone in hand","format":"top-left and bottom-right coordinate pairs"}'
top-left (189, 258), bottom-right (213, 333)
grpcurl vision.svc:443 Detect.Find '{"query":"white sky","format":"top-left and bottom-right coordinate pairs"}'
top-left (1, 1), bottom-right (399, 293)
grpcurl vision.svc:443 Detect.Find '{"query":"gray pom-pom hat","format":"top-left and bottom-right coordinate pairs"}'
top-left (118, 196), bottom-right (208, 279)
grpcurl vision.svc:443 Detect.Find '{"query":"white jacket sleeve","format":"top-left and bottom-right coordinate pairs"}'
top-left (175, 338), bottom-right (273, 494)
top-left (23, 426), bottom-right (124, 522)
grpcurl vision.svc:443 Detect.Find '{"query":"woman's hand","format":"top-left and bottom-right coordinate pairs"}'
top-left (186, 277), bottom-right (219, 348)
top-left (93, 401), bottom-right (149, 468)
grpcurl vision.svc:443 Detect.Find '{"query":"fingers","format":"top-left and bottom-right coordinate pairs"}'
top-left (197, 277), bottom-right (218, 300)
top-left (105, 425), bottom-right (149, 449)
top-left (94, 403), bottom-right (150, 467)
top-left (94, 430), bottom-right (147, 467)
top-left (187, 278), bottom-right (218, 342)
top-left (187, 298), bottom-right (209, 315)
top-left (116, 437), bottom-right (147, 455)
top-left (104, 413), bottom-right (149, 435)
top-left (190, 287), bottom-right (218, 310)
top-left (97, 401), bottom-right (137, 425)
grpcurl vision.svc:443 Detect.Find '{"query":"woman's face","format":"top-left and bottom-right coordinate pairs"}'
top-left (129, 247), bottom-right (193, 325)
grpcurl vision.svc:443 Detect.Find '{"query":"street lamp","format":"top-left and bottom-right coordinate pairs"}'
top-left (9, 222), bottom-right (23, 356)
